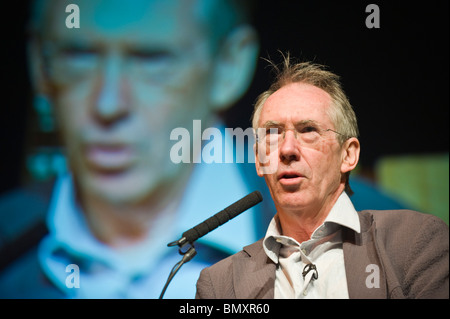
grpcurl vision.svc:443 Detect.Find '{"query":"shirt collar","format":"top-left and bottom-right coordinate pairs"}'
top-left (263, 191), bottom-right (360, 264)
top-left (322, 191), bottom-right (360, 234)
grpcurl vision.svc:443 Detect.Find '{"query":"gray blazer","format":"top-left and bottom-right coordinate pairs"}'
top-left (196, 210), bottom-right (449, 299)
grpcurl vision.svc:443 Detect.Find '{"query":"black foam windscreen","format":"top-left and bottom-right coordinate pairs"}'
top-left (182, 191), bottom-right (262, 243)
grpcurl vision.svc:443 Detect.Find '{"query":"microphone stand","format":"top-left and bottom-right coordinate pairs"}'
top-left (158, 240), bottom-right (197, 299)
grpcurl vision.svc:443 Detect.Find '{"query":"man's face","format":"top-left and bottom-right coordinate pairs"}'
top-left (255, 82), bottom-right (346, 213)
top-left (41, 0), bottom-right (218, 203)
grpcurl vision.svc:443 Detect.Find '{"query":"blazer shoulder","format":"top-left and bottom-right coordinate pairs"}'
top-left (0, 181), bottom-right (53, 273)
top-left (0, 181), bottom-right (53, 245)
top-left (358, 209), bottom-right (448, 232)
top-left (354, 209), bottom-right (448, 268)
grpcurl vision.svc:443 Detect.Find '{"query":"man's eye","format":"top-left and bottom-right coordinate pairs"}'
top-left (130, 50), bottom-right (171, 62)
top-left (60, 46), bottom-right (97, 58)
top-left (301, 126), bottom-right (318, 133)
top-left (265, 127), bottom-right (281, 135)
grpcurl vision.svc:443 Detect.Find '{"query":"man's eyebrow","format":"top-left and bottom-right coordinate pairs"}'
top-left (261, 120), bottom-right (284, 128)
top-left (261, 119), bottom-right (320, 128)
top-left (294, 119), bottom-right (320, 126)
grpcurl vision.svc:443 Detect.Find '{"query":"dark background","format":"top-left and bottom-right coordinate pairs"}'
top-left (1, 0), bottom-right (449, 195)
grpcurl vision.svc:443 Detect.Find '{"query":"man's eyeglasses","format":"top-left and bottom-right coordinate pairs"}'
top-left (255, 121), bottom-right (349, 150)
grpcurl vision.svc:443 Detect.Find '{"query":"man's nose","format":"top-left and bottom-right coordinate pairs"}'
top-left (279, 130), bottom-right (300, 164)
top-left (94, 54), bottom-right (129, 125)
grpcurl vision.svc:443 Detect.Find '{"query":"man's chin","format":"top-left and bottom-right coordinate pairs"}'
top-left (79, 170), bottom-right (159, 205)
top-left (275, 191), bottom-right (310, 210)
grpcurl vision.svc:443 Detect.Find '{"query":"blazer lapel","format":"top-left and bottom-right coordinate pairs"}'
top-left (233, 240), bottom-right (276, 299)
top-left (343, 212), bottom-right (388, 299)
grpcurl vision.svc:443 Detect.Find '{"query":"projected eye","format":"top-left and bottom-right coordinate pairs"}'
top-left (53, 43), bottom-right (98, 70)
top-left (128, 49), bottom-right (176, 80)
top-left (129, 49), bottom-right (171, 61)
top-left (61, 46), bottom-right (96, 57)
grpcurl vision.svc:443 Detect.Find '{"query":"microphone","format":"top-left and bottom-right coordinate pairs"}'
top-left (160, 190), bottom-right (263, 299)
top-left (168, 190), bottom-right (263, 247)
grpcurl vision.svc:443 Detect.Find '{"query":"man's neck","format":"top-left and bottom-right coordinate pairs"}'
top-left (277, 187), bottom-right (344, 243)
top-left (77, 170), bottom-right (193, 249)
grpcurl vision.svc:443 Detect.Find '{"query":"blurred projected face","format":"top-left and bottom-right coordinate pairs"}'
top-left (41, 0), bottom-right (219, 204)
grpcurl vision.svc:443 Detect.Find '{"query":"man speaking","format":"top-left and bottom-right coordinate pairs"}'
top-left (196, 55), bottom-right (449, 299)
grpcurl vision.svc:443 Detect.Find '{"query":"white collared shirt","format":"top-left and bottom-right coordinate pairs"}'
top-left (263, 192), bottom-right (361, 299)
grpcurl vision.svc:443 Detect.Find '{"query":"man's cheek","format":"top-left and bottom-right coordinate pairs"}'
top-left (255, 145), bottom-right (279, 175)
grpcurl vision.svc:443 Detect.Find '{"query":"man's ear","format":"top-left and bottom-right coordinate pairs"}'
top-left (340, 137), bottom-right (360, 174)
top-left (28, 37), bottom-right (56, 131)
top-left (28, 38), bottom-right (51, 96)
top-left (209, 25), bottom-right (259, 111)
